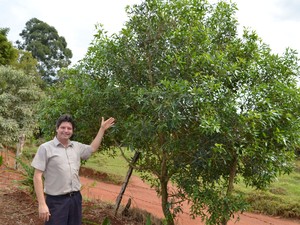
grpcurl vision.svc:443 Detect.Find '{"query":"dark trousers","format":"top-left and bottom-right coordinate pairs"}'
top-left (45, 191), bottom-right (82, 225)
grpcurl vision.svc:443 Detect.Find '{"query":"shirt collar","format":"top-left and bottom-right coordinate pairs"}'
top-left (53, 136), bottom-right (73, 147)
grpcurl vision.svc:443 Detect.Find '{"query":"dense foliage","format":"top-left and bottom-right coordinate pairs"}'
top-left (0, 66), bottom-right (43, 146)
top-left (38, 0), bottom-right (300, 224)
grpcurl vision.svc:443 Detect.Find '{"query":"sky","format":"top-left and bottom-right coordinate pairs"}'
top-left (1, 0), bottom-right (300, 65)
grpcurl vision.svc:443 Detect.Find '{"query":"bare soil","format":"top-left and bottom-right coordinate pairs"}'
top-left (1, 151), bottom-right (300, 225)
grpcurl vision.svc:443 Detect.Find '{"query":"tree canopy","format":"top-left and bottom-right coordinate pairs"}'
top-left (38, 0), bottom-right (300, 224)
top-left (17, 18), bottom-right (73, 84)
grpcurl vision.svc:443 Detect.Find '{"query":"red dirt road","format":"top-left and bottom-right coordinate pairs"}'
top-left (80, 175), bottom-right (300, 225)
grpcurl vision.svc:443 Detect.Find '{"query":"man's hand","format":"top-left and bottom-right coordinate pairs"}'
top-left (91, 117), bottom-right (116, 152)
top-left (38, 203), bottom-right (51, 222)
top-left (100, 117), bottom-right (115, 130)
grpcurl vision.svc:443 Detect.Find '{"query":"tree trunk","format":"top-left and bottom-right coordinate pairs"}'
top-left (114, 151), bottom-right (140, 216)
top-left (160, 151), bottom-right (174, 225)
top-left (227, 155), bottom-right (238, 196)
top-left (222, 154), bottom-right (238, 225)
top-left (15, 134), bottom-right (25, 170)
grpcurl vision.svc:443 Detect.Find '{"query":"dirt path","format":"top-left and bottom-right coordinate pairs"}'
top-left (80, 175), bottom-right (300, 225)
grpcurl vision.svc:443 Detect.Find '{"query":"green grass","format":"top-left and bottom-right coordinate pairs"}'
top-left (81, 150), bottom-right (137, 184)
top-left (234, 160), bottom-right (300, 218)
top-left (83, 150), bottom-right (136, 179)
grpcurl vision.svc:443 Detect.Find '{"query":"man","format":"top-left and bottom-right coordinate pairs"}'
top-left (31, 114), bottom-right (115, 225)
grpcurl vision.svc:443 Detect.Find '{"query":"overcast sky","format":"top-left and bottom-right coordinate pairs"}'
top-left (1, 0), bottom-right (300, 65)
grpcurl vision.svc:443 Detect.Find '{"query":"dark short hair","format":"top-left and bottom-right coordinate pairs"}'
top-left (56, 114), bottom-right (75, 130)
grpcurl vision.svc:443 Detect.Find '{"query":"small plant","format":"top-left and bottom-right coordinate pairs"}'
top-left (101, 217), bottom-right (111, 225)
top-left (0, 155), bottom-right (2, 166)
top-left (146, 214), bottom-right (152, 225)
top-left (16, 157), bottom-right (35, 194)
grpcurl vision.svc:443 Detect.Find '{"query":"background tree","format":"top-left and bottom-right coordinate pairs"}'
top-left (0, 28), bottom-right (18, 65)
top-left (17, 18), bottom-right (73, 84)
top-left (0, 66), bottom-right (43, 147)
top-left (38, 0), bottom-right (300, 224)
top-left (12, 50), bottom-right (38, 75)
top-left (12, 50), bottom-right (45, 89)
top-left (0, 27), bottom-right (39, 78)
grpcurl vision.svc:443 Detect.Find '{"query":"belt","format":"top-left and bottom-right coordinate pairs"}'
top-left (47, 191), bottom-right (80, 197)
top-left (64, 191), bottom-right (79, 197)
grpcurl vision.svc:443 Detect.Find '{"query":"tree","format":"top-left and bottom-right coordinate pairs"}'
top-left (12, 50), bottom-right (38, 75)
top-left (0, 28), bottom-right (18, 65)
top-left (12, 50), bottom-right (46, 89)
top-left (0, 27), bottom-right (40, 78)
top-left (17, 18), bottom-right (73, 83)
top-left (38, 0), bottom-right (300, 224)
top-left (0, 66), bottom-right (43, 147)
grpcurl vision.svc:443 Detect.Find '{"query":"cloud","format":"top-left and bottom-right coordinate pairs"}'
top-left (234, 0), bottom-right (300, 54)
top-left (275, 0), bottom-right (300, 21)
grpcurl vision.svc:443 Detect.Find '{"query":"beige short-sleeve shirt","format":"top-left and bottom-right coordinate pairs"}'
top-left (31, 136), bottom-right (93, 195)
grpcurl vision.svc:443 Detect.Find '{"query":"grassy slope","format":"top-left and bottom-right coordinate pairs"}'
top-left (235, 160), bottom-right (300, 218)
top-left (82, 150), bottom-right (138, 183)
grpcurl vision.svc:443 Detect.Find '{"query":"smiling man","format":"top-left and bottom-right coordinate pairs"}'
top-left (31, 114), bottom-right (115, 225)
